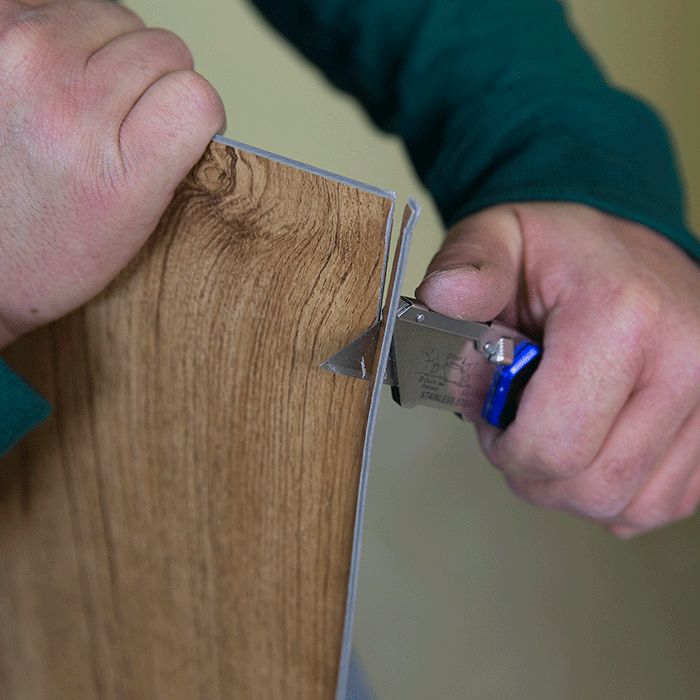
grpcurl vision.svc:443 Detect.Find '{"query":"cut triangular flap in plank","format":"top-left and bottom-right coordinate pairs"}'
top-left (0, 138), bottom-right (398, 699)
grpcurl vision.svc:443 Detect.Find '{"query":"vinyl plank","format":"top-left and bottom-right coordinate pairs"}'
top-left (0, 138), bottom-right (394, 699)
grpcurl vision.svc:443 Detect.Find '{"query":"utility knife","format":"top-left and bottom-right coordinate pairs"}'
top-left (321, 296), bottom-right (541, 429)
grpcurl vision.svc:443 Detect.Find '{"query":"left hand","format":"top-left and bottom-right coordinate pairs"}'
top-left (0, 0), bottom-right (225, 349)
top-left (416, 202), bottom-right (700, 538)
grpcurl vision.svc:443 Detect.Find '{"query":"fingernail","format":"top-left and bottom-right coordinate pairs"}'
top-left (421, 265), bottom-right (480, 283)
top-left (416, 267), bottom-right (480, 300)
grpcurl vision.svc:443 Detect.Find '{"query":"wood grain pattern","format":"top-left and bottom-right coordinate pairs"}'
top-left (0, 140), bottom-right (392, 699)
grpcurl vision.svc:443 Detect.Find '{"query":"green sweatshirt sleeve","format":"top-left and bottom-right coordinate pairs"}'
top-left (0, 359), bottom-right (51, 456)
top-left (250, 0), bottom-right (700, 261)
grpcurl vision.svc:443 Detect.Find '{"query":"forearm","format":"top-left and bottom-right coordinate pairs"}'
top-left (250, 0), bottom-right (699, 261)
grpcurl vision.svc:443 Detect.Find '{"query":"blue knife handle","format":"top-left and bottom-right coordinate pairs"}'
top-left (482, 341), bottom-right (542, 429)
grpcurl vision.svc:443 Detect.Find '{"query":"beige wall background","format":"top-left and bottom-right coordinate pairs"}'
top-left (126, 1), bottom-right (700, 697)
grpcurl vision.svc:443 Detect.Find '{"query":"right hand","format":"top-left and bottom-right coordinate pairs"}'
top-left (0, 0), bottom-right (225, 348)
top-left (417, 203), bottom-right (700, 538)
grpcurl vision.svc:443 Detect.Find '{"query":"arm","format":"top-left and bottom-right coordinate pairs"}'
top-left (252, 0), bottom-right (700, 536)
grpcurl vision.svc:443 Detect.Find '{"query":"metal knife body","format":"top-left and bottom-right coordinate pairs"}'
top-left (321, 297), bottom-right (541, 429)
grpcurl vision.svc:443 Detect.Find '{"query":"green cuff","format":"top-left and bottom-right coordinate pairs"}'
top-left (0, 359), bottom-right (51, 456)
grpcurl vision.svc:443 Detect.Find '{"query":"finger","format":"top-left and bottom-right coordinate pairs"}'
top-left (481, 289), bottom-right (648, 480)
top-left (86, 28), bottom-right (194, 120)
top-left (78, 70), bottom-right (225, 291)
top-left (34, 0), bottom-right (144, 53)
top-left (608, 405), bottom-right (700, 535)
top-left (118, 68), bottom-right (226, 213)
top-left (415, 206), bottom-right (522, 322)
top-left (505, 383), bottom-right (688, 521)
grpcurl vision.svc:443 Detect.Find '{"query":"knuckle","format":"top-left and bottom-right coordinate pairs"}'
top-left (506, 477), bottom-right (554, 509)
top-left (561, 484), bottom-right (627, 522)
top-left (525, 438), bottom-right (590, 479)
top-left (0, 9), bottom-right (55, 74)
top-left (569, 490), bottom-right (624, 520)
top-left (61, 0), bottom-right (142, 26)
top-left (608, 278), bottom-right (662, 340)
top-left (509, 474), bottom-right (628, 521)
top-left (600, 456), bottom-right (638, 489)
top-left (546, 475), bottom-right (627, 520)
top-left (144, 28), bottom-right (193, 68)
top-left (92, 28), bottom-right (194, 76)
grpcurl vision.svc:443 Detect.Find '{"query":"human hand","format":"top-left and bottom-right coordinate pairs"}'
top-left (0, 0), bottom-right (225, 348)
top-left (416, 202), bottom-right (700, 538)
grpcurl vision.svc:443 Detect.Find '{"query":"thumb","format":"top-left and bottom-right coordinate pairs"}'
top-left (120, 69), bottom-right (226, 202)
top-left (415, 206), bottom-right (522, 322)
